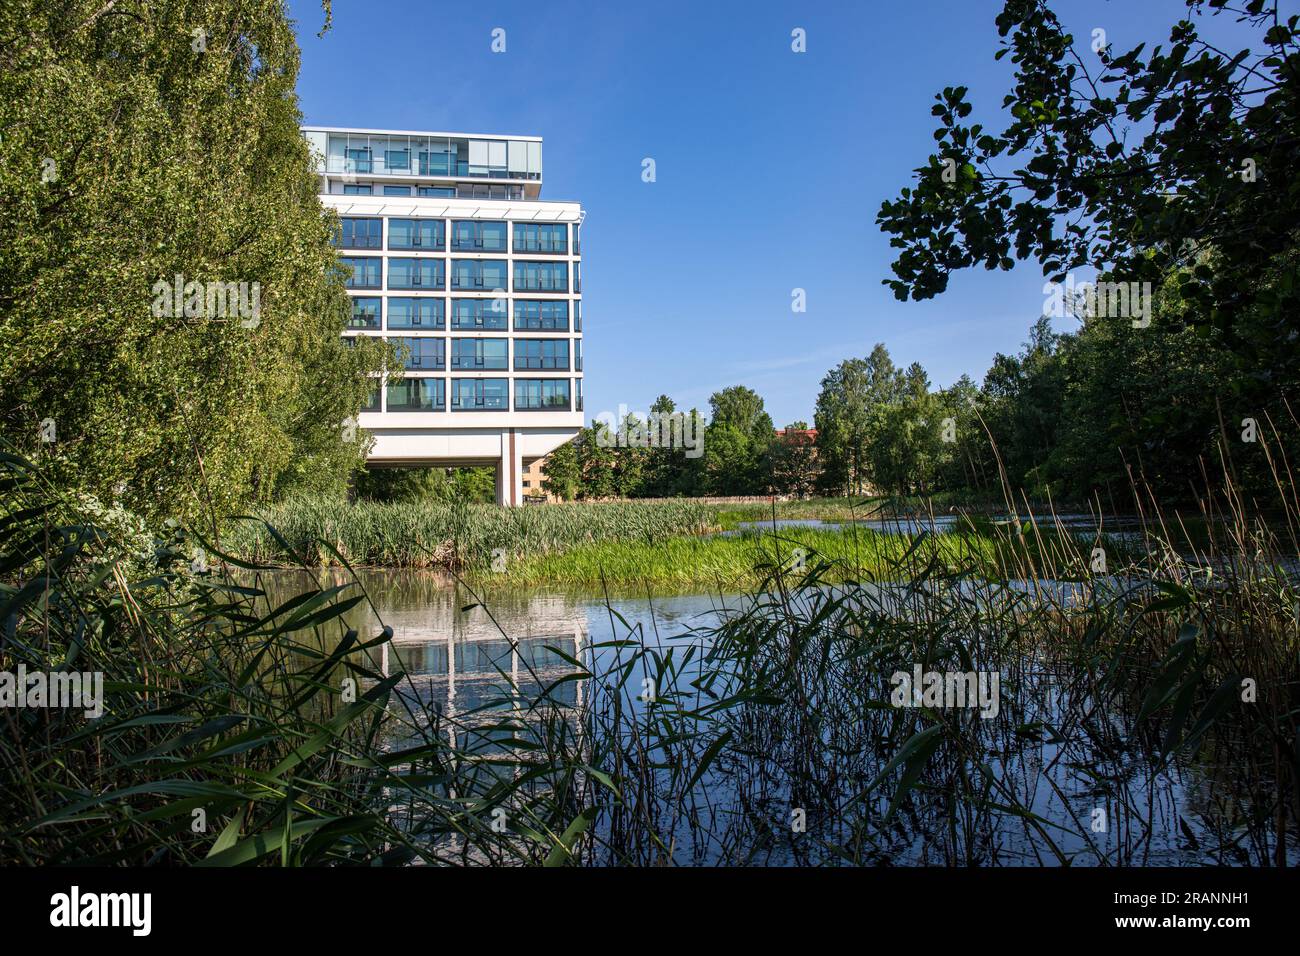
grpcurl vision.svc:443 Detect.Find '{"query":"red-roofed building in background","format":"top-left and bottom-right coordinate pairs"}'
top-left (775, 427), bottom-right (817, 445)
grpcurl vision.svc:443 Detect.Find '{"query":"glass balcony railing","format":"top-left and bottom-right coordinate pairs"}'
top-left (324, 156), bottom-right (540, 181)
top-left (513, 237), bottom-right (568, 255)
top-left (337, 235), bottom-right (382, 250)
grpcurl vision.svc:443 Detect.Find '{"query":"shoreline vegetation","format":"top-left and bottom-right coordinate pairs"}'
top-left (218, 494), bottom-right (1255, 592)
top-left (4, 447), bottom-right (1297, 865)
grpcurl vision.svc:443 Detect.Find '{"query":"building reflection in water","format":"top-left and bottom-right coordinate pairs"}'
top-left (365, 582), bottom-right (589, 742)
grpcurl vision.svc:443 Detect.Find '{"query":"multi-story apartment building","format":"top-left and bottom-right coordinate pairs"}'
top-left (303, 126), bottom-right (584, 505)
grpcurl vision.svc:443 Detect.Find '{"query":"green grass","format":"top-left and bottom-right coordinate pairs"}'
top-left (465, 522), bottom-right (1145, 592)
top-left (464, 527), bottom-right (980, 591)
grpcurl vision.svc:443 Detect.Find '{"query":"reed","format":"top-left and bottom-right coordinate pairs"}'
top-left (2, 441), bottom-right (1296, 866)
top-left (223, 496), bottom-right (719, 570)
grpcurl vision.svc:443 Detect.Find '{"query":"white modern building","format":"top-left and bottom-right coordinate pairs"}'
top-left (303, 126), bottom-right (584, 506)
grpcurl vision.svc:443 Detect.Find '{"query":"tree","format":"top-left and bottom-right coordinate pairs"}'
top-left (640, 395), bottom-right (705, 497)
top-left (709, 386), bottom-right (775, 443)
top-left (541, 438), bottom-right (581, 501)
top-left (703, 386), bottom-right (774, 495)
top-left (354, 466), bottom-right (496, 504)
top-left (1050, 277), bottom-right (1239, 501)
top-left (936, 374), bottom-right (993, 492)
top-left (877, 0), bottom-right (1300, 499)
top-left (814, 345), bottom-right (904, 495)
top-left (865, 376), bottom-right (946, 497)
top-left (612, 412), bottom-right (649, 495)
top-left (703, 423), bottom-right (759, 495)
top-left (980, 316), bottom-right (1066, 491)
top-left (577, 426), bottom-right (618, 499)
top-left (769, 427), bottom-right (820, 497)
top-left (0, 0), bottom-right (378, 529)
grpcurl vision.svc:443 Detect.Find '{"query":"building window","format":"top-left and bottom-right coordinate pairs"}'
top-left (451, 378), bottom-right (509, 411)
top-left (383, 185), bottom-right (412, 196)
top-left (418, 186), bottom-right (455, 198)
top-left (513, 222), bottom-right (567, 254)
top-left (451, 220), bottom-right (508, 252)
top-left (337, 217), bottom-right (382, 249)
top-left (450, 259), bottom-right (508, 291)
top-left (388, 258), bottom-right (445, 290)
top-left (574, 300), bottom-right (582, 332)
top-left (340, 257), bottom-right (381, 289)
top-left (514, 261), bottom-right (567, 292)
top-left (384, 149), bottom-right (410, 172)
top-left (418, 149), bottom-right (453, 176)
top-left (513, 300), bottom-right (569, 331)
top-left (454, 183), bottom-right (523, 200)
top-left (514, 378), bottom-right (570, 411)
top-left (345, 147), bottom-right (372, 174)
top-left (450, 338), bottom-right (508, 370)
top-left (348, 296), bottom-right (381, 329)
top-left (342, 184), bottom-right (372, 196)
top-left (386, 297), bottom-right (444, 329)
top-left (362, 382), bottom-right (381, 412)
top-left (514, 339), bottom-right (569, 370)
top-left (388, 219), bottom-right (445, 251)
top-left (386, 377), bottom-right (444, 412)
top-left (450, 298), bottom-right (508, 330)
top-left (391, 336), bottom-right (444, 370)
top-left (574, 338), bottom-right (582, 371)
top-left (575, 378), bottom-right (583, 412)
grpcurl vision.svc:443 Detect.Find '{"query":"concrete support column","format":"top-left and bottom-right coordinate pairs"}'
top-left (495, 428), bottom-right (522, 506)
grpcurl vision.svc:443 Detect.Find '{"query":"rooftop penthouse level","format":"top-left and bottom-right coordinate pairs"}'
top-left (303, 126), bottom-right (543, 201)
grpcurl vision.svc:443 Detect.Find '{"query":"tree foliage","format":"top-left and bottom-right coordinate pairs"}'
top-left (0, 0), bottom-right (381, 528)
top-left (873, 0), bottom-right (1299, 503)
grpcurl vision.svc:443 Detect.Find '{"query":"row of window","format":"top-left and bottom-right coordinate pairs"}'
top-left (340, 257), bottom-right (575, 292)
top-left (337, 218), bottom-right (571, 254)
top-left (324, 135), bottom-right (541, 181)
top-left (339, 183), bottom-right (527, 200)
top-left (367, 378), bottom-right (580, 412)
top-left (348, 297), bottom-right (579, 331)
top-left (346, 335), bottom-right (581, 371)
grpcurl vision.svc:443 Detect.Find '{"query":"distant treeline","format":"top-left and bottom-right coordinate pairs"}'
top-left (546, 304), bottom-right (1296, 507)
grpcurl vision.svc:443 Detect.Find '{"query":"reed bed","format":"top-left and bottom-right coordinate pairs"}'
top-left (222, 497), bottom-right (719, 570)
top-left (467, 518), bottom-right (1155, 592)
top-left (2, 443), bottom-right (1296, 866)
top-left (473, 526), bottom-right (998, 592)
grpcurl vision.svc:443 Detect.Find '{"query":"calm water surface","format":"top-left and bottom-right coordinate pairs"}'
top-left (254, 568), bottom-right (1293, 866)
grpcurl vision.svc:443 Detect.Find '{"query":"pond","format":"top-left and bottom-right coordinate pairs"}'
top-left (255, 567), bottom-right (1296, 866)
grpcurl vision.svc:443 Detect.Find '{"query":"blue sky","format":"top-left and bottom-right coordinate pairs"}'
top-left (288, 0), bottom-right (1270, 427)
